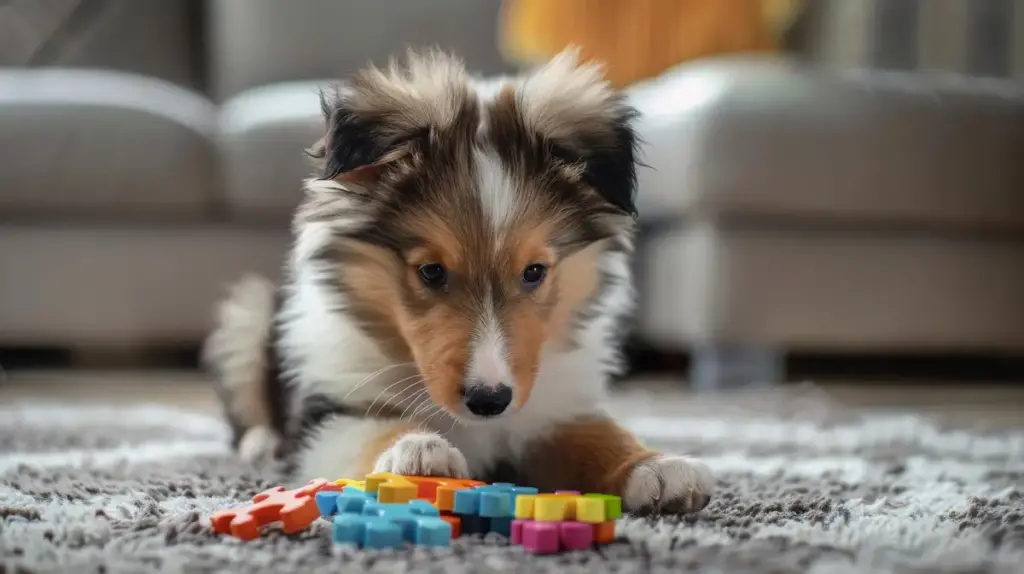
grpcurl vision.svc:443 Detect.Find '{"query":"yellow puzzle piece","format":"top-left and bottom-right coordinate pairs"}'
top-left (331, 478), bottom-right (367, 491)
top-left (364, 473), bottom-right (418, 503)
top-left (515, 492), bottom-right (609, 523)
top-left (532, 493), bottom-right (583, 522)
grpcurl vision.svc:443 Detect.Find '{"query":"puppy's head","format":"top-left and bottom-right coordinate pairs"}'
top-left (299, 48), bottom-right (639, 421)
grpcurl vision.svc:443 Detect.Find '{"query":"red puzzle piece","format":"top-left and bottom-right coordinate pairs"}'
top-left (210, 478), bottom-right (340, 540)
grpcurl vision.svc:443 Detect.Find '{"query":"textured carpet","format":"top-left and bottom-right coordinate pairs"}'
top-left (2, 385), bottom-right (1023, 574)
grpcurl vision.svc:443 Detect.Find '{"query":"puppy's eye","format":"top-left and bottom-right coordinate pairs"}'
top-left (521, 264), bottom-right (548, 290)
top-left (418, 263), bottom-right (448, 288)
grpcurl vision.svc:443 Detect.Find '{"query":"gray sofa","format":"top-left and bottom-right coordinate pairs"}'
top-left (2, 0), bottom-right (1023, 387)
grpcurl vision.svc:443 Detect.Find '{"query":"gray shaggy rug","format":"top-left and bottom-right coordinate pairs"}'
top-left (1, 384), bottom-right (1023, 574)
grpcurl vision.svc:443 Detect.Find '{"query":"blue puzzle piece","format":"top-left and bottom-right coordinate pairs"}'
top-left (317, 488), bottom-right (377, 518)
top-left (359, 500), bottom-right (451, 547)
top-left (332, 514), bottom-right (403, 549)
top-left (459, 514), bottom-right (490, 536)
top-left (489, 516), bottom-right (513, 538)
top-left (453, 483), bottom-right (539, 518)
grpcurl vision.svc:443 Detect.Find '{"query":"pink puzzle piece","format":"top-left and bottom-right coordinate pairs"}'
top-left (512, 520), bottom-right (594, 554)
top-left (558, 522), bottom-right (594, 550)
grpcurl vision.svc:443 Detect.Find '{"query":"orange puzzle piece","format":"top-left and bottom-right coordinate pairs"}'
top-left (364, 473), bottom-right (484, 506)
top-left (405, 475), bottom-right (485, 509)
top-left (210, 478), bottom-right (341, 540)
top-left (593, 520), bottom-right (616, 544)
top-left (440, 513), bottom-right (462, 538)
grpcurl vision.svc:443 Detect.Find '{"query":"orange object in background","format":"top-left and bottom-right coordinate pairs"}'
top-left (500, 0), bottom-right (803, 88)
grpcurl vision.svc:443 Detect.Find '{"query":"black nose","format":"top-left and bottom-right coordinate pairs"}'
top-left (461, 382), bottom-right (513, 417)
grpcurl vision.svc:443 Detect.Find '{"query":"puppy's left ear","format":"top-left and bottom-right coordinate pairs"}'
top-left (304, 86), bottom-right (394, 185)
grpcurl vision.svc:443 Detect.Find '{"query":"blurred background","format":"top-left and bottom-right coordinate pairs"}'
top-left (1, 0), bottom-right (1023, 402)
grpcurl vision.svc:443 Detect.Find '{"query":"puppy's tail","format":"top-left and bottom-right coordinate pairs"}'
top-left (202, 274), bottom-right (283, 468)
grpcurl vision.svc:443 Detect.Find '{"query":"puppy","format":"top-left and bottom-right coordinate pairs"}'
top-left (203, 48), bottom-right (713, 514)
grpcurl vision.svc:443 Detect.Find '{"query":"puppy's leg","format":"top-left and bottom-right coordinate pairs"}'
top-left (202, 275), bottom-right (282, 468)
top-left (295, 415), bottom-right (470, 481)
top-left (520, 417), bottom-right (713, 514)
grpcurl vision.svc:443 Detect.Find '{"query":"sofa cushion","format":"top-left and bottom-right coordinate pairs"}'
top-left (0, 69), bottom-right (219, 220)
top-left (0, 223), bottom-right (290, 346)
top-left (628, 56), bottom-right (1024, 230)
top-left (217, 81), bottom-right (325, 222)
top-left (637, 221), bottom-right (1024, 352)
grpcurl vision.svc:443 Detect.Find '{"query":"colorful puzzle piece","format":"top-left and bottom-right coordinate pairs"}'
top-left (315, 487), bottom-right (377, 517)
top-left (210, 478), bottom-right (340, 540)
top-left (510, 491), bottom-right (621, 554)
top-left (332, 499), bottom-right (452, 548)
top-left (407, 476), bottom-right (486, 509)
top-left (451, 482), bottom-right (540, 537)
top-left (364, 473), bottom-right (419, 503)
top-left (333, 478), bottom-right (367, 491)
top-left (317, 475), bottom-right (483, 540)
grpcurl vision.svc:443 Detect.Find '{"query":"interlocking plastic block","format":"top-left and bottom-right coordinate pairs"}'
top-left (210, 478), bottom-right (340, 540)
top-left (459, 514), bottom-right (490, 535)
top-left (574, 496), bottom-right (607, 523)
top-left (515, 494), bottom-right (536, 519)
top-left (593, 520), bottom-right (616, 544)
top-left (511, 520), bottom-right (598, 554)
top-left (333, 478), bottom-right (367, 491)
top-left (364, 473), bottom-right (419, 503)
top-left (583, 493), bottom-right (622, 520)
top-left (453, 483), bottom-right (539, 518)
top-left (316, 487), bottom-right (377, 517)
top-left (533, 493), bottom-right (581, 522)
top-left (362, 500), bottom-right (451, 546)
top-left (440, 513), bottom-right (461, 538)
top-left (332, 499), bottom-right (452, 548)
top-left (509, 492), bottom-right (621, 552)
top-left (333, 514), bottom-right (404, 549)
top-left (559, 522), bottom-right (594, 551)
top-left (399, 476), bottom-right (485, 509)
top-left (489, 516), bottom-right (513, 537)
top-left (519, 521), bottom-right (560, 554)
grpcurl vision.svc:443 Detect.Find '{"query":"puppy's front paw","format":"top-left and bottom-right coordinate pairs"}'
top-left (372, 432), bottom-right (470, 478)
top-left (623, 454), bottom-right (714, 514)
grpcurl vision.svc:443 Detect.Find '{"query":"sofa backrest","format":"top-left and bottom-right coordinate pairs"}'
top-left (205, 0), bottom-right (515, 102)
top-left (0, 0), bottom-right (205, 90)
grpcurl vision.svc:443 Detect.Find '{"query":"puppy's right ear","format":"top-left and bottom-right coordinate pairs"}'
top-left (304, 87), bottom-right (391, 184)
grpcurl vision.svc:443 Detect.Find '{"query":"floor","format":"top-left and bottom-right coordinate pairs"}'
top-left (3, 369), bottom-right (1023, 429)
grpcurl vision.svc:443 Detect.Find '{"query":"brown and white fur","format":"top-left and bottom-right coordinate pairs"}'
top-left (203, 48), bottom-right (713, 514)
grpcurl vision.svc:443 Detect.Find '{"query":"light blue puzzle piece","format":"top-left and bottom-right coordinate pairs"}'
top-left (453, 483), bottom-right (540, 518)
top-left (332, 514), bottom-right (403, 549)
top-left (359, 500), bottom-right (451, 547)
top-left (408, 517), bottom-right (452, 546)
top-left (317, 488), bottom-right (377, 518)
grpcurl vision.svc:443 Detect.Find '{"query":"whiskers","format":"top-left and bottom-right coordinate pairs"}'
top-left (408, 398), bottom-right (464, 438)
top-left (365, 372), bottom-right (424, 417)
top-left (344, 361), bottom-right (465, 437)
top-left (343, 362), bottom-right (416, 401)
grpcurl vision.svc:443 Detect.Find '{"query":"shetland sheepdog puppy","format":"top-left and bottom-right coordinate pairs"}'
top-left (203, 48), bottom-right (713, 514)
